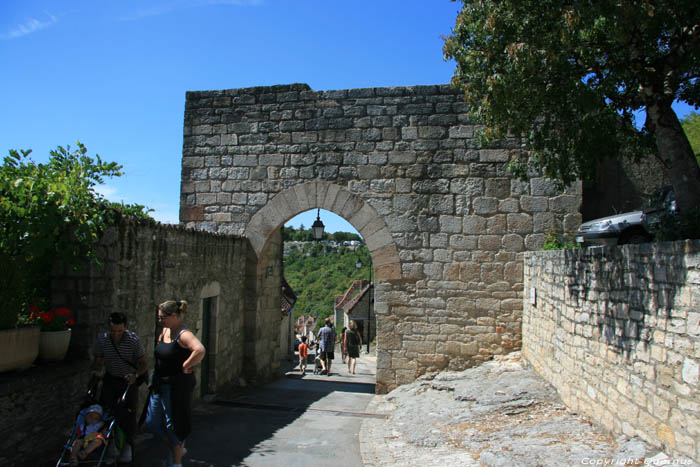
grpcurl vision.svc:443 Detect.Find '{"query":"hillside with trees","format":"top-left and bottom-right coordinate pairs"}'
top-left (681, 111), bottom-right (700, 165)
top-left (283, 228), bottom-right (371, 328)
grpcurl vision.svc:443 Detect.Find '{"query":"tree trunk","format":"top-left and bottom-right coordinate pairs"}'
top-left (647, 101), bottom-right (700, 213)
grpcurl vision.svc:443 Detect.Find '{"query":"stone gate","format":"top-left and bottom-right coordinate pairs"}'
top-left (179, 83), bottom-right (581, 393)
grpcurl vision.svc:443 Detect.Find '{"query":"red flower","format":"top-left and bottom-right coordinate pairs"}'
top-left (54, 307), bottom-right (71, 316)
top-left (40, 311), bottom-right (54, 323)
top-left (66, 317), bottom-right (75, 326)
top-left (26, 305), bottom-right (40, 314)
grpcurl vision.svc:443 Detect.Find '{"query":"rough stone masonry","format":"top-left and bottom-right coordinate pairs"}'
top-left (179, 83), bottom-right (581, 393)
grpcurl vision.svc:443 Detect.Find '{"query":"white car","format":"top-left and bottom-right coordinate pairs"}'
top-left (575, 186), bottom-right (675, 247)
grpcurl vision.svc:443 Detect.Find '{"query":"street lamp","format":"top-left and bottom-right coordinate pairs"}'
top-left (355, 255), bottom-right (372, 353)
top-left (311, 208), bottom-right (325, 241)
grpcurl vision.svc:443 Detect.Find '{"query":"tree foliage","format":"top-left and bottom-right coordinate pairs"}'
top-left (0, 143), bottom-right (152, 328)
top-left (541, 226), bottom-right (579, 250)
top-left (282, 225), bottom-right (361, 243)
top-left (444, 0), bottom-right (700, 212)
top-left (284, 242), bottom-right (370, 329)
top-left (681, 111), bottom-right (700, 164)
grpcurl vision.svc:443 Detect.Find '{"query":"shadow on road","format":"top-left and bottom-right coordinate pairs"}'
top-left (134, 354), bottom-right (377, 466)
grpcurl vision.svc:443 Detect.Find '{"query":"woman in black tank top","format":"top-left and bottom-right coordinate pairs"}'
top-left (145, 300), bottom-right (205, 467)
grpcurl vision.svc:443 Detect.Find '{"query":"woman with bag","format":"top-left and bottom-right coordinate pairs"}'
top-left (343, 320), bottom-right (363, 375)
top-left (145, 300), bottom-right (205, 467)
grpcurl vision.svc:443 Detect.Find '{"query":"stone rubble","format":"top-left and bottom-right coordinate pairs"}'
top-left (360, 352), bottom-right (698, 466)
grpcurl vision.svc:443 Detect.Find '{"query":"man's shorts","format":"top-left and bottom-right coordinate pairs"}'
top-left (320, 351), bottom-right (334, 361)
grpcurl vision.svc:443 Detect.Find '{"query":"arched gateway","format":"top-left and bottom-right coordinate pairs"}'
top-left (179, 83), bottom-right (581, 393)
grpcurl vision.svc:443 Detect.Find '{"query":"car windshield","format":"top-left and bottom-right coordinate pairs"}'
top-left (640, 186), bottom-right (675, 213)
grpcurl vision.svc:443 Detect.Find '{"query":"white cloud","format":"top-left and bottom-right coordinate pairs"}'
top-left (95, 184), bottom-right (119, 200)
top-left (1, 12), bottom-right (58, 40)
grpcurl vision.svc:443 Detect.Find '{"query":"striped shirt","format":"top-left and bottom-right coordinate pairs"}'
top-left (93, 330), bottom-right (145, 378)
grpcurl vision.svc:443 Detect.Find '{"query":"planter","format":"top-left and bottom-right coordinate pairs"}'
top-left (39, 329), bottom-right (72, 362)
top-left (0, 326), bottom-right (40, 372)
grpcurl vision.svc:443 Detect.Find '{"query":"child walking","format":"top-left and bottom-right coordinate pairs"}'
top-left (298, 335), bottom-right (309, 376)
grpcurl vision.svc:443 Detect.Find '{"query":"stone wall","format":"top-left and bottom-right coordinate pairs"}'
top-left (522, 241), bottom-right (700, 461)
top-left (0, 219), bottom-right (269, 466)
top-left (180, 83), bottom-right (582, 392)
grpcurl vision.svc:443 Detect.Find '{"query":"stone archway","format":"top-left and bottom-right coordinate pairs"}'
top-left (179, 83), bottom-right (582, 393)
top-left (244, 181), bottom-right (401, 391)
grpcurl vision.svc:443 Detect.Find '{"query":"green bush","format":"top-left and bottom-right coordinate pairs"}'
top-left (541, 226), bottom-right (579, 251)
top-left (0, 142), bottom-right (151, 329)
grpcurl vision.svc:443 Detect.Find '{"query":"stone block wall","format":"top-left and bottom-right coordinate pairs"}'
top-left (54, 219), bottom-right (254, 392)
top-left (179, 83), bottom-right (583, 392)
top-left (243, 227), bottom-right (284, 382)
top-left (0, 219), bottom-right (263, 465)
top-left (523, 241), bottom-right (700, 461)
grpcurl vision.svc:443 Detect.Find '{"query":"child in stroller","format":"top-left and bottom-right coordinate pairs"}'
top-left (69, 404), bottom-right (106, 465)
top-left (57, 377), bottom-right (130, 467)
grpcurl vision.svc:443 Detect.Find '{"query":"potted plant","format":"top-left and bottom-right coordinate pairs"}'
top-left (38, 307), bottom-right (75, 362)
top-left (0, 302), bottom-right (41, 373)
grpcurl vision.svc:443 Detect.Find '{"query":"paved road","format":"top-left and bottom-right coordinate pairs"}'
top-left (134, 350), bottom-right (378, 467)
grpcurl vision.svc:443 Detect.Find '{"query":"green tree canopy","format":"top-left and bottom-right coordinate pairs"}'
top-left (0, 143), bottom-right (152, 328)
top-left (444, 0), bottom-right (700, 212)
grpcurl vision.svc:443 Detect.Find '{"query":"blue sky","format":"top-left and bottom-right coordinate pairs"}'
top-left (0, 0), bottom-right (460, 233)
top-left (1, 1), bottom-right (696, 233)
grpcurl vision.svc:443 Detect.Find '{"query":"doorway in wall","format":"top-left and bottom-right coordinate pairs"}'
top-left (201, 296), bottom-right (217, 397)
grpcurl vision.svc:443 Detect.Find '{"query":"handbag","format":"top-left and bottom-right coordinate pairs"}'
top-left (108, 333), bottom-right (149, 386)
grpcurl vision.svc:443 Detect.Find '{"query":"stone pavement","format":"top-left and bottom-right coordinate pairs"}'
top-left (132, 349), bottom-right (378, 466)
top-left (123, 350), bottom-right (698, 466)
top-left (358, 352), bottom-right (698, 467)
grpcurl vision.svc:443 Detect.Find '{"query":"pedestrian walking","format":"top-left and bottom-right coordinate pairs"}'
top-left (91, 312), bottom-right (148, 463)
top-left (317, 318), bottom-right (337, 376)
top-left (298, 335), bottom-right (309, 375)
top-left (340, 326), bottom-right (348, 364)
top-left (343, 320), bottom-right (363, 374)
top-left (146, 300), bottom-right (206, 467)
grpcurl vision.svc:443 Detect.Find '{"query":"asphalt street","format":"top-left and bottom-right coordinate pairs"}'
top-left (133, 350), bottom-right (378, 467)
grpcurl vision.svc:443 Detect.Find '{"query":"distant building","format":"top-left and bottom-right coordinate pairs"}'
top-left (335, 279), bottom-right (374, 349)
top-left (295, 314), bottom-right (317, 343)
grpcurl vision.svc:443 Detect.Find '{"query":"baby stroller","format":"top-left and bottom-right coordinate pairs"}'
top-left (313, 347), bottom-right (324, 375)
top-left (56, 377), bottom-right (131, 466)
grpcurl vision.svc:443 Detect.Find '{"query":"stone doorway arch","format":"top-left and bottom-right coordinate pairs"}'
top-left (180, 83), bottom-right (582, 393)
top-left (244, 181), bottom-right (400, 391)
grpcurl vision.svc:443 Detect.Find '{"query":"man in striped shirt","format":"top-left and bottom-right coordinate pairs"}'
top-left (91, 312), bottom-right (148, 463)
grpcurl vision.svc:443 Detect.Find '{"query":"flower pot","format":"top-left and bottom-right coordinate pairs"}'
top-left (0, 326), bottom-right (40, 372)
top-left (39, 329), bottom-right (72, 362)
